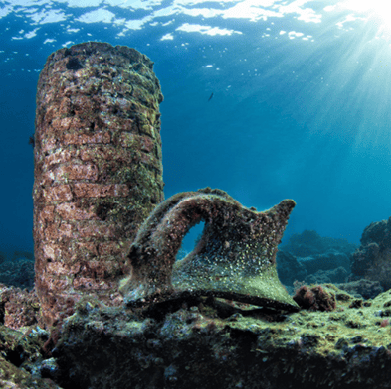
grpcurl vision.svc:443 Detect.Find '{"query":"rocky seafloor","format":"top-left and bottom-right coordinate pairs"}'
top-left (2, 283), bottom-right (391, 388)
top-left (1, 227), bottom-right (391, 388)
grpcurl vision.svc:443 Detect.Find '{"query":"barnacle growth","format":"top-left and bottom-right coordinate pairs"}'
top-left (120, 188), bottom-right (300, 312)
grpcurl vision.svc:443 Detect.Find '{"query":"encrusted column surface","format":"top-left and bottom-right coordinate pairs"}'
top-left (33, 42), bottom-right (164, 327)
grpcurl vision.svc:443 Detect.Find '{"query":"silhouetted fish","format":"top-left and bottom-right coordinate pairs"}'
top-left (29, 135), bottom-right (35, 148)
top-left (208, 92), bottom-right (214, 101)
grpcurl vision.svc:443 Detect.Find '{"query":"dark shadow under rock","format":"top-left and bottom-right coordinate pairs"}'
top-left (0, 323), bottom-right (59, 389)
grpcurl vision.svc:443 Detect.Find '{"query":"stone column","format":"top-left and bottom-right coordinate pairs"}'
top-left (33, 42), bottom-right (164, 327)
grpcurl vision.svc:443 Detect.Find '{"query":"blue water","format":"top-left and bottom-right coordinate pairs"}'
top-left (1, 0), bottom-right (391, 256)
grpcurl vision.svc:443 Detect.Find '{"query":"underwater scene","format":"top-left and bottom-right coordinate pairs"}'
top-left (1, 0), bottom-right (391, 388)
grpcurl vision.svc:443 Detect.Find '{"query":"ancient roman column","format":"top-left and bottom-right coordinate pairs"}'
top-left (33, 42), bottom-right (164, 327)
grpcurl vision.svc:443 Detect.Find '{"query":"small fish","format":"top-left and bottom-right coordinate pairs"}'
top-left (29, 135), bottom-right (35, 148)
top-left (208, 92), bottom-right (214, 102)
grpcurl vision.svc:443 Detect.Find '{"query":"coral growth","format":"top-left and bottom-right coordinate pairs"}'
top-left (0, 285), bottom-right (41, 330)
top-left (293, 284), bottom-right (336, 312)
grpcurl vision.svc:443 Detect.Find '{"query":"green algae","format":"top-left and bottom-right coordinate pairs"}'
top-left (0, 325), bottom-right (60, 388)
top-left (55, 285), bottom-right (391, 388)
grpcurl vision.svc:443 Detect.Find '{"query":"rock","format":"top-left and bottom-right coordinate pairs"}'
top-left (276, 250), bottom-right (307, 286)
top-left (350, 216), bottom-right (391, 290)
top-left (281, 229), bottom-right (357, 257)
top-left (337, 279), bottom-right (384, 300)
top-left (0, 324), bottom-right (59, 389)
top-left (0, 259), bottom-right (35, 290)
top-left (33, 42), bottom-right (164, 327)
top-left (277, 249), bottom-right (351, 287)
top-left (305, 266), bottom-right (349, 285)
top-left (361, 218), bottom-right (391, 246)
top-left (54, 287), bottom-right (391, 389)
top-left (277, 230), bottom-right (356, 286)
top-left (0, 285), bottom-right (41, 330)
top-left (299, 250), bottom-right (351, 274)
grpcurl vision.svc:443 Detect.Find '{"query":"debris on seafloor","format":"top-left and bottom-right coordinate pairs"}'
top-left (54, 284), bottom-right (391, 389)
